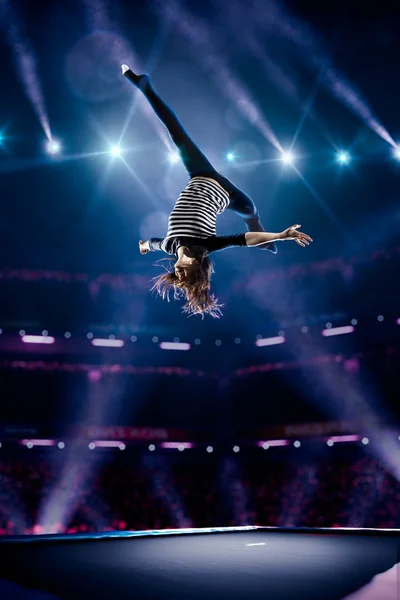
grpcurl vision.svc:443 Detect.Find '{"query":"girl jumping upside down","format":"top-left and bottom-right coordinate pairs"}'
top-left (122, 65), bottom-right (313, 318)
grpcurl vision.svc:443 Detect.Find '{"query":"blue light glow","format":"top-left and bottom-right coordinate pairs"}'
top-left (337, 152), bottom-right (349, 164)
top-left (281, 151), bottom-right (294, 165)
top-left (110, 146), bottom-right (121, 157)
top-left (169, 152), bottom-right (180, 164)
top-left (46, 139), bottom-right (61, 155)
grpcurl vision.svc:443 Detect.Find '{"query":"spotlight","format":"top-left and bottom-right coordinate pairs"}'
top-left (233, 445), bottom-right (240, 453)
top-left (110, 146), bottom-right (121, 157)
top-left (281, 151), bottom-right (294, 165)
top-left (293, 440), bottom-right (301, 448)
top-left (393, 147), bottom-right (400, 160)
top-left (226, 152), bottom-right (235, 162)
top-left (337, 152), bottom-right (349, 164)
top-left (327, 439), bottom-right (334, 447)
top-left (148, 444), bottom-right (155, 452)
top-left (46, 140), bottom-right (61, 155)
top-left (361, 437), bottom-right (369, 445)
top-left (206, 446), bottom-right (213, 453)
top-left (169, 152), bottom-right (180, 164)
top-left (57, 442), bottom-right (65, 449)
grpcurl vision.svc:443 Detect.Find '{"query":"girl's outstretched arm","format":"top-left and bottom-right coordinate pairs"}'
top-left (245, 225), bottom-right (312, 248)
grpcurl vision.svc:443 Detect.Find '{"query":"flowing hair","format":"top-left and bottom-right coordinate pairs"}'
top-left (150, 249), bottom-right (223, 318)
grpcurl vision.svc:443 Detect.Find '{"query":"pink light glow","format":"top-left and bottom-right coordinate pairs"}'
top-left (321, 326), bottom-right (355, 337)
top-left (255, 336), bottom-right (285, 347)
top-left (22, 335), bottom-right (55, 344)
top-left (327, 435), bottom-right (360, 443)
top-left (92, 440), bottom-right (124, 448)
top-left (159, 342), bottom-right (191, 351)
top-left (88, 369), bottom-right (102, 383)
top-left (396, 318), bottom-right (400, 326)
top-left (91, 338), bottom-right (124, 348)
top-left (21, 439), bottom-right (55, 446)
top-left (160, 442), bottom-right (194, 449)
top-left (257, 439), bottom-right (290, 447)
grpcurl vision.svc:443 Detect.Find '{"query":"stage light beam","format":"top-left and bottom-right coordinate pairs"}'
top-left (393, 147), bottom-right (400, 161)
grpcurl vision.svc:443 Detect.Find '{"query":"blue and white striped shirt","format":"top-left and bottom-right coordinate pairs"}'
top-left (149, 177), bottom-right (247, 255)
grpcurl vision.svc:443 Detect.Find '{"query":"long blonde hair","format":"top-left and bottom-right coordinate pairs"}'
top-left (151, 251), bottom-right (223, 318)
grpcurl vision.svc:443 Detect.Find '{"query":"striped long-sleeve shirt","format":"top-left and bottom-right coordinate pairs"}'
top-left (148, 177), bottom-right (247, 255)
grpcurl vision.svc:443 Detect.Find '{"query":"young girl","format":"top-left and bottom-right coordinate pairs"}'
top-left (122, 65), bottom-right (312, 318)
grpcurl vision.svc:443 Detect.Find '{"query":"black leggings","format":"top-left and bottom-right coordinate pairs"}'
top-left (126, 72), bottom-right (261, 226)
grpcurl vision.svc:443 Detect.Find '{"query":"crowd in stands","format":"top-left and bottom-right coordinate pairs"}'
top-left (0, 448), bottom-right (399, 535)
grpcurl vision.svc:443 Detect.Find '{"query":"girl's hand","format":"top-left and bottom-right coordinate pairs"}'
top-left (139, 240), bottom-right (150, 255)
top-left (280, 225), bottom-right (313, 247)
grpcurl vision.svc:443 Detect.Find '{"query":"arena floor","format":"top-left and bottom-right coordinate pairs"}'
top-left (0, 526), bottom-right (398, 599)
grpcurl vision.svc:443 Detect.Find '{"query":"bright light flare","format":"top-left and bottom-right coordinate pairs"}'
top-left (281, 151), bottom-right (294, 165)
top-left (393, 147), bottom-right (400, 161)
top-left (46, 140), bottom-right (61, 155)
top-left (226, 152), bottom-right (235, 162)
top-left (168, 152), bottom-right (180, 164)
top-left (110, 146), bottom-right (121, 156)
top-left (337, 152), bottom-right (349, 164)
